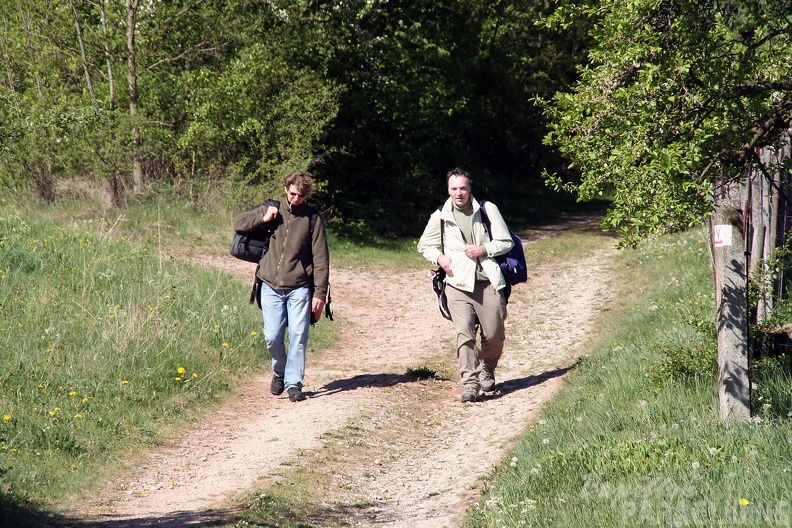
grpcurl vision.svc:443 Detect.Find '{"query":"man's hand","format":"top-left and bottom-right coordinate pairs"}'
top-left (438, 254), bottom-right (453, 276)
top-left (464, 245), bottom-right (484, 259)
top-left (263, 205), bottom-right (279, 223)
top-left (312, 298), bottom-right (326, 322)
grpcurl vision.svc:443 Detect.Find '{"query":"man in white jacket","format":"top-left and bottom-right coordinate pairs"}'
top-left (417, 168), bottom-right (514, 402)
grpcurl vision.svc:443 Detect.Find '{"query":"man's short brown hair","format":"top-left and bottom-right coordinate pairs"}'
top-left (284, 171), bottom-right (314, 197)
top-left (446, 168), bottom-right (472, 186)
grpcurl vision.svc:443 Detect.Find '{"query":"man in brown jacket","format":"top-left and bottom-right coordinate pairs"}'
top-left (233, 171), bottom-right (330, 402)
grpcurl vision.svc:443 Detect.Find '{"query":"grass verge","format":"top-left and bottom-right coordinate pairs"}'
top-left (464, 228), bottom-right (792, 527)
top-left (0, 195), bottom-right (360, 526)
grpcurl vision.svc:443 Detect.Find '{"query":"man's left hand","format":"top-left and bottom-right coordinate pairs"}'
top-left (312, 298), bottom-right (326, 322)
top-left (464, 245), bottom-right (484, 259)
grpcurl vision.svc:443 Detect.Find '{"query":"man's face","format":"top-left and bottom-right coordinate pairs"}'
top-left (285, 185), bottom-right (305, 207)
top-left (447, 176), bottom-right (471, 208)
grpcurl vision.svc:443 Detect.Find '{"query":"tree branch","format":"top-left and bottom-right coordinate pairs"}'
top-left (145, 41), bottom-right (223, 71)
top-left (160, 0), bottom-right (206, 28)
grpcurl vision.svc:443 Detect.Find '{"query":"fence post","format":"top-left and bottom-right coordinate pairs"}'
top-left (712, 179), bottom-right (751, 422)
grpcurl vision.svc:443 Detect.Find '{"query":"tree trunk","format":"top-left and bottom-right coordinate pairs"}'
top-left (16, 1), bottom-right (44, 97)
top-left (127, 0), bottom-right (144, 194)
top-left (70, 0), bottom-right (96, 101)
top-left (100, 0), bottom-right (120, 208)
top-left (100, 0), bottom-right (116, 111)
top-left (712, 178), bottom-right (751, 422)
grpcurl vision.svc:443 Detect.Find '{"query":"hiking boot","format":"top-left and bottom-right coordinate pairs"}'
top-left (270, 375), bottom-right (285, 396)
top-left (287, 386), bottom-right (306, 402)
top-left (461, 385), bottom-right (479, 403)
top-left (480, 368), bottom-right (496, 392)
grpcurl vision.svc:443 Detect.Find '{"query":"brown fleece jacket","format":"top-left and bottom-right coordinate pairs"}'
top-left (233, 201), bottom-right (329, 301)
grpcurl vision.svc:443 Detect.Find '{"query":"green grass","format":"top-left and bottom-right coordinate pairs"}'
top-left (0, 205), bottom-right (262, 499)
top-left (464, 228), bottom-right (792, 527)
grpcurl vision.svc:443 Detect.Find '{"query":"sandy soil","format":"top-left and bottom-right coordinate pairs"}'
top-left (67, 217), bottom-right (618, 528)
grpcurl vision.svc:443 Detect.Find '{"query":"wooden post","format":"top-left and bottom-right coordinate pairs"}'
top-left (712, 180), bottom-right (751, 421)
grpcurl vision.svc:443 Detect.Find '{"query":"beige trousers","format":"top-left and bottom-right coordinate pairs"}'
top-left (445, 281), bottom-right (507, 388)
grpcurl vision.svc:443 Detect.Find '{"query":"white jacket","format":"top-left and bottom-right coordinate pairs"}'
top-left (417, 197), bottom-right (514, 292)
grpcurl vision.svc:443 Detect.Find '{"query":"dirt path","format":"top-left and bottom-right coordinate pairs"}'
top-left (71, 220), bottom-right (618, 528)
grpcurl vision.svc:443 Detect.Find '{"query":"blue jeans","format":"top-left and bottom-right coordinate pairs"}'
top-left (260, 283), bottom-right (312, 390)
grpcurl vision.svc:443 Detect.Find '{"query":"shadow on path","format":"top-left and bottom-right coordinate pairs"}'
top-left (311, 372), bottom-right (421, 398)
top-left (51, 501), bottom-right (369, 528)
top-left (481, 365), bottom-right (576, 401)
top-left (22, 508), bottom-right (241, 528)
top-left (309, 364), bottom-right (577, 402)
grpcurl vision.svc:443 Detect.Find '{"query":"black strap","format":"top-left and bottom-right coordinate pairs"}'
top-left (439, 210), bottom-right (445, 253)
top-left (250, 265), bottom-right (263, 308)
top-left (324, 284), bottom-right (334, 321)
top-left (480, 200), bottom-right (493, 241)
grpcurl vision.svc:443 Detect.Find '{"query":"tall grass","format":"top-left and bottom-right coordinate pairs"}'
top-left (465, 228), bottom-right (792, 527)
top-left (0, 199), bottom-right (333, 522)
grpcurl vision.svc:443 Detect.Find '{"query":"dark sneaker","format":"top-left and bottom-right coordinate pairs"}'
top-left (287, 386), bottom-right (306, 402)
top-left (270, 376), bottom-right (285, 396)
top-left (480, 368), bottom-right (496, 392)
top-left (461, 385), bottom-right (479, 403)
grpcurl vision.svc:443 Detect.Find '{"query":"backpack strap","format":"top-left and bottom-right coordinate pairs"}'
top-left (250, 265), bottom-right (264, 308)
top-left (480, 200), bottom-right (493, 241)
top-left (479, 200), bottom-right (514, 300)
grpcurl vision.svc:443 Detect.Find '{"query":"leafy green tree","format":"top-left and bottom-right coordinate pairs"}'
top-left (0, 0), bottom-right (341, 203)
top-left (541, 0), bottom-right (792, 247)
top-left (542, 0), bottom-right (792, 421)
top-left (1, 0), bottom-right (589, 226)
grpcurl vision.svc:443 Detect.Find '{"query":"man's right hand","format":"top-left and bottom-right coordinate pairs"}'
top-left (438, 254), bottom-right (453, 277)
top-left (263, 206), bottom-right (279, 223)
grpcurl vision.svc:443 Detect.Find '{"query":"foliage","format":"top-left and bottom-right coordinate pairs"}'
top-left (0, 0), bottom-right (341, 201)
top-left (0, 0), bottom-right (591, 234)
top-left (648, 294), bottom-right (718, 383)
top-left (465, 228), bottom-right (792, 528)
top-left (751, 355), bottom-right (792, 419)
top-left (540, 0), bottom-right (792, 247)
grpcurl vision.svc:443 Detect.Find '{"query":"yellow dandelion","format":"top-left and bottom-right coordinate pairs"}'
top-left (74, 414), bottom-right (83, 419)
top-left (82, 397), bottom-right (88, 403)
top-left (221, 342), bottom-right (229, 347)
top-left (2, 415), bottom-right (10, 422)
top-left (251, 331), bottom-right (258, 336)
top-left (739, 498), bottom-right (750, 506)
top-left (177, 366), bottom-right (186, 374)
top-left (122, 380), bottom-right (129, 385)
top-left (49, 411), bottom-right (55, 416)
top-left (69, 391), bottom-right (77, 396)
top-left (192, 372), bottom-right (198, 378)
top-left (175, 377), bottom-right (182, 382)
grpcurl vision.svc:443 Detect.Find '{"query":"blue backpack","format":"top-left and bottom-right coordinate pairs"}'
top-left (480, 201), bottom-right (527, 287)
